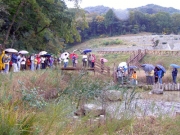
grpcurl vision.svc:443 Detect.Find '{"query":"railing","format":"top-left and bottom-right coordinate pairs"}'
top-left (127, 49), bottom-right (146, 67)
top-left (94, 61), bottom-right (110, 76)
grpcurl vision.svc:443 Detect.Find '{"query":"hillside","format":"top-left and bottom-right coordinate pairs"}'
top-left (84, 4), bottom-right (180, 17)
top-left (129, 4), bottom-right (180, 14)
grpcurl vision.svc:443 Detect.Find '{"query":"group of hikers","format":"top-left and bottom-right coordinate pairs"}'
top-left (116, 64), bottom-right (178, 85)
top-left (0, 50), bottom-right (98, 73)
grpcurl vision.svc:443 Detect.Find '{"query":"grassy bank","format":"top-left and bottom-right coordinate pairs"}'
top-left (0, 68), bottom-right (180, 134)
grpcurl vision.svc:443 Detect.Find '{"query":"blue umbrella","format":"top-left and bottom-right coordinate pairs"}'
top-left (170, 64), bottom-right (180, 68)
top-left (83, 49), bottom-right (92, 54)
top-left (141, 64), bottom-right (155, 72)
top-left (129, 66), bottom-right (138, 69)
top-left (157, 64), bottom-right (166, 73)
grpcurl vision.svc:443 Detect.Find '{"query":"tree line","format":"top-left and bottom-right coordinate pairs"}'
top-left (0, 0), bottom-right (87, 54)
top-left (79, 9), bottom-right (180, 41)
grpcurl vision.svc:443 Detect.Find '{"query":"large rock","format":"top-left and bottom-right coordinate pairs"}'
top-left (104, 90), bottom-right (122, 101)
top-left (83, 104), bottom-right (105, 117)
top-left (151, 89), bottom-right (163, 94)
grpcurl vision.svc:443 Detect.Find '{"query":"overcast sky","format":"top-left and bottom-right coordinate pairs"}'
top-left (66, 0), bottom-right (180, 10)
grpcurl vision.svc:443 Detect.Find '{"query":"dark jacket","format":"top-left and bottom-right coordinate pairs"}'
top-left (11, 54), bottom-right (18, 63)
top-left (172, 68), bottom-right (178, 76)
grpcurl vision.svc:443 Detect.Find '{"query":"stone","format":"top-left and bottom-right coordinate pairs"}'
top-left (151, 89), bottom-right (163, 94)
top-left (83, 104), bottom-right (105, 117)
top-left (104, 90), bottom-right (122, 101)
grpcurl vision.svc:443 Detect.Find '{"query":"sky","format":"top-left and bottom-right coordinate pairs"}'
top-left (66, 0), bottom-right (180, 10)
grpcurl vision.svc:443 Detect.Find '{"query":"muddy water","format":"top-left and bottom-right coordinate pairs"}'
top-left (106, 91), bottom-right (180, 118)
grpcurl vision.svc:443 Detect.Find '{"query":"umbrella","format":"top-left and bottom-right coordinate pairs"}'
top-left (69, 53), bottom-right (78, 59)
top-left (5, 48), bottom-right (18, 53)
top-left (19, 50), bottom-right (29, 54)
top-left (61, 52), bottom-right (69, 59)
top-left (39, 51), bottom-right (47, 55)
top-left (43, 54), bottom-right (51, 57)
top-left (141, 64), bottom-right (155, 72)
top-left (170, 64), bottom-right (180, 68)
top-left (100, 58), bottom-right (108, 62)
top-left (129, 66), bottom-right (138, 69)
top-left (118, 62), bottom-right (128, 69)
top-left (83, 49), bottom-right (92, 54)
top-left (157, 64), bottom-right (166, 73)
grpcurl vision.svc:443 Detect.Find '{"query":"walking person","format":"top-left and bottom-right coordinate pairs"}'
top-left (172, 68), bottom-right (178, 84)
top-left (101, 58), bottom-right (104, 73)
top-left (149, 70), bottom-right (154, 85)
top-left (88, 53), bottom-right (92, 67)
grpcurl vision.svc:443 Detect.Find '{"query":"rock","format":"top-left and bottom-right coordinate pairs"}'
top-left (151, 89), bottom-right (163, 94)
top-left (83, 104), bottom-right (105, 117)
top-left (104, 90), bottom-right (122, 101)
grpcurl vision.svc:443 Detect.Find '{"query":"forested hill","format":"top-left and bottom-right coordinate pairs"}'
top-left (129, 4), bottom-right (180, 14)
top-left (84, 4), bottom-right (180, 15)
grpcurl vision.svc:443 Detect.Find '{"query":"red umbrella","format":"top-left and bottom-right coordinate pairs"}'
top-left (70, 53), bottom-right (78, 59)
top-left (100, 58), bottom-right (108, 62)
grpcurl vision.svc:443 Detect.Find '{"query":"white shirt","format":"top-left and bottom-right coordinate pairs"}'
top-left (21, 57), bottom-right (26, 65)
top-left (64, 59), bottom-right (69, 63)
top-left (41, 57), bottom-right (45, 63)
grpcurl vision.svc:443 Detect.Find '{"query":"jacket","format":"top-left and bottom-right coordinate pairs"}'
top-left (11, 53), bottom-right (18, 63)
top-left (0, 51), bottom-right (5, 70)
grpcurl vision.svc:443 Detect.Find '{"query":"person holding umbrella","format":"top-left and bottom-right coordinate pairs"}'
top-left (172, 68), bottom-right (178, 84)
top-left (82, 53), bottom-right (87, 68)
top-left (72, 54), bottom-right (77, 67)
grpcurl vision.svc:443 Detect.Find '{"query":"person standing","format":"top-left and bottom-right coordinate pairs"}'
top-left (117, 67), bottom-right (124, 84)
top-left (172, 68), bottom-right (178, 84)
top-left (131, 71), bottom-right (138, 85)
top-left (64, 58), bottom-right (69, 68)
top-left (88, 54), bottom-right (92, 67)
top-left (17, 53), bottom-right (22, 71)
top-left (154, 67), bottom-right (159, 83)
top-left (82, 53), bottom-right (87, 67)
top-left (3, 51), bottom-right (11, 73)
top-left (157, 68), bottom-right (163, 84)
top-left (72, 54), bottom-right (77, 67)
top-left (0, 51), bottom-right (5, 73)
top-left (11, 53), bottom-right (18, 72)
top-left (36, 55), bottom-right (41, 70)
top-left (30, 54), bottom-right (35, 71)
top-left (41, 57), bottom-right (45, 69)
top-left (149, 70), bottom-right (154, 85)
top-left (91, 54), bottom-right (95, 68)
top-left (101, 58), bottom-right (104, 73)
top-left (21, 55), bottom-right (26, 71)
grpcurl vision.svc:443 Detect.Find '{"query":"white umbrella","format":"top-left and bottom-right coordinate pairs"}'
top-left (5, 48), bottom-right (18, 53)
top-left (61, 52), bottom-right (69, 59)
top-left (118, 62), bottom-right (127, 68)
top-left (19, 50), bottom-right (29, 54)
top-left (39, 51), bottom-right (47, 55)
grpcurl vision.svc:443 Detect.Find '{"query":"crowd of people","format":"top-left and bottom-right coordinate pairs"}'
top-left (0, 50), bottom-right (98, 73)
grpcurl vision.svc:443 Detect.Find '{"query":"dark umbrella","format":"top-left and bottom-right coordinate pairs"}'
top-left (141, 64), bottom-right (155, 72)
top-left (83, 49), bottom-right (92, 54)
top-left (157, 64), bottom-right (166, 73)
top-left (170, 64), bottom-right (180, 68)
top-left (43, 54), bottom-right (51, 57)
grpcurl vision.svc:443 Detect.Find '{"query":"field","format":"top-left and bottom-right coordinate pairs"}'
top-left (1, 33), bottom-right (180, 134)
